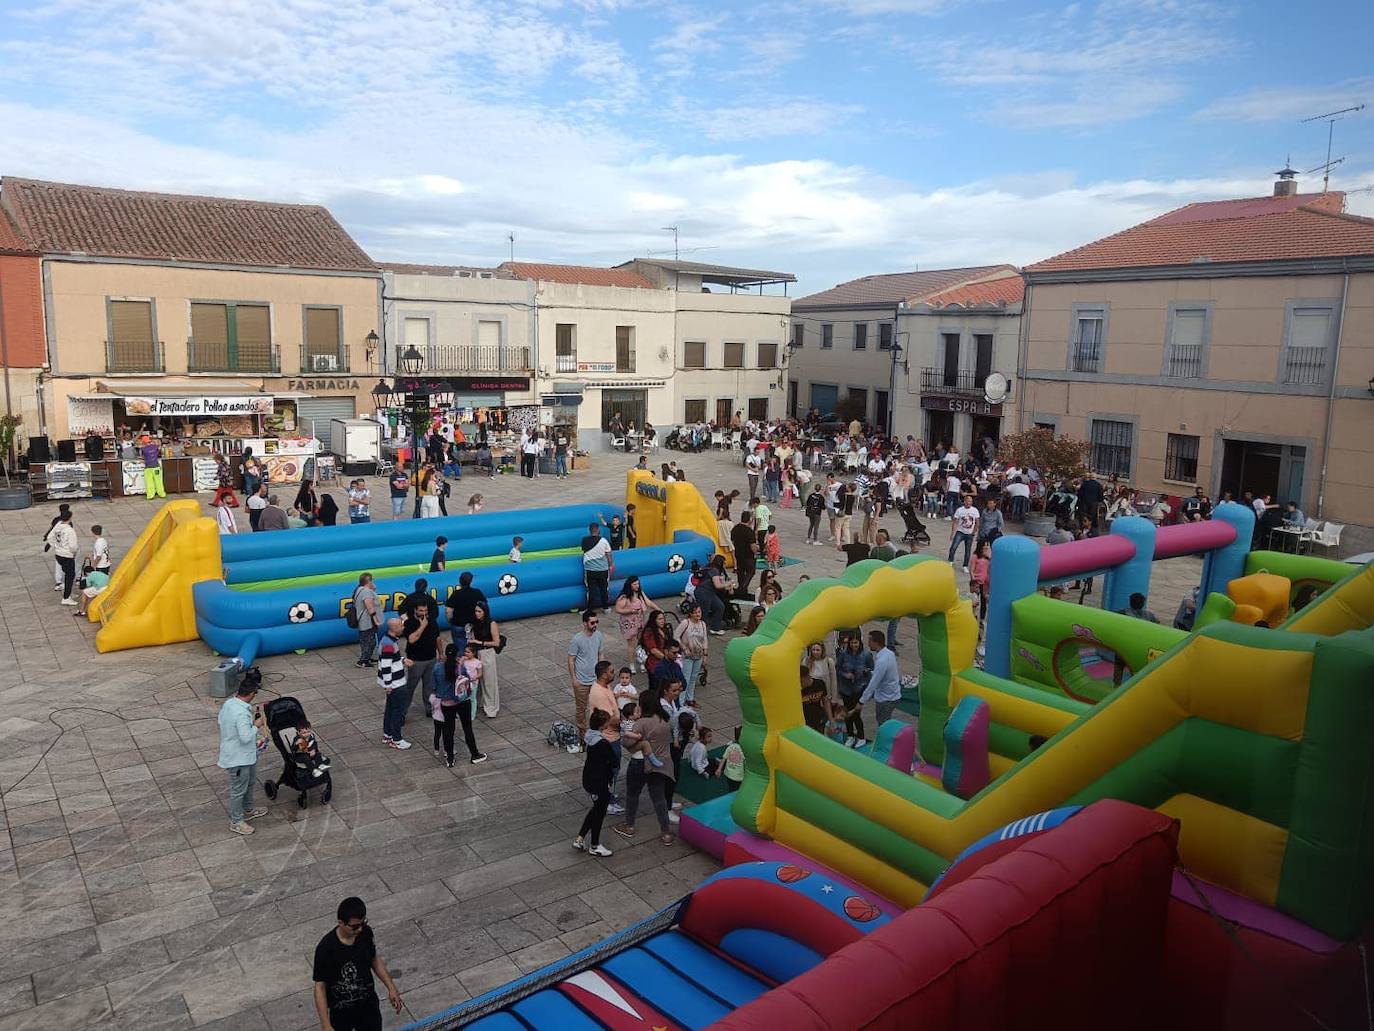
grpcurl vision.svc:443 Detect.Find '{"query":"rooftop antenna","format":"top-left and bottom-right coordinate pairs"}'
top-left (506, 231), bottom-right (515, 262)
top-left (1301, 103), bottom-right (1365, 192)
top-left (661, 225), bottom-right (679, 261)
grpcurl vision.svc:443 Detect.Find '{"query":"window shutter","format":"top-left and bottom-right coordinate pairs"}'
top-left (684, 341), bottom-right (705, 368)
top-left (190, 303), bottom-right (229, 368)
top-left (403, 317), bottom-right (429, 347)
top-left (477, 321), bottom-right (501, 348)
top-left (1173, 310), bottom-right (1205, 348)
top-left (236, 305), bottom-right (272, 370)
top-left (1291, 309), bottom-right (1330, 349)
top-left (758, 342), bottom-right (777, 368)
top-left (305, 307), bottom-right (340, 357)
top-left (111, 300), bottom-right (153, 344)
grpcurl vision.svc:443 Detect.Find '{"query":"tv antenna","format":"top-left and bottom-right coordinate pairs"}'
top-left (506, 231), bottom-right (515, 262)
top-left (661, 225), bottom-right (679, 261)
top-left (1301, 103), bottom-right (1365, 192)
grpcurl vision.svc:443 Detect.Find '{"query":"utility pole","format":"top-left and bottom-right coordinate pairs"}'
top-left (507, 232), bottom-right (515, 262)
top-left (1302, 104), bottom-right (1365, 193)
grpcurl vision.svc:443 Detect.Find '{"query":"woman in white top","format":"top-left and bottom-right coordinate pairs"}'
top-left (806, 642), bottom-right (836, 695)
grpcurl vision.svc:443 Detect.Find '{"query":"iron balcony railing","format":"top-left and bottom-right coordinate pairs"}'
top-left (394, 344), bottom-right (532, 374)
top-left (105, 339), bottom-right (165, 374)
top-left (301, 344), bottom-right (351, 375)
top-left (1164, 343), bottom-right (1202, 379)
top-left (921, 367), bottom-right (992, 397)
top-left (555, 353), bottom-right (577, 373)
top-left (1070, 344), bottom-right (1101, 373)
top-left (188, 338), bottom-right (280, 374)
top-left (1283, 346), bottom-right (1327, 385)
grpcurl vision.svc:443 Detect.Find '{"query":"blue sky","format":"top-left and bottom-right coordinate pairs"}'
top-left (0, 0), bottom-right (1371, 294)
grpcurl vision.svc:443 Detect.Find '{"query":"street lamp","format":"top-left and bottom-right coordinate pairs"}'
top-left (371, 372), bottom-right (455, 510)
top-left (399, 345), bottom-right (424, 377)
top-left (887, 341), bottom-right (904, 438)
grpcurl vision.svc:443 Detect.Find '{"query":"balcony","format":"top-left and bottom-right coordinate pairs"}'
top-left (921, 367), bottom-right (992, 398)
top-left (188, 338), bottom-right (281, 374)
top-left (301, 345), bottom-right (351, 375)
top-left (105, 339), bottom-right (165, 374)
top-left (555, 353), bottom-right (577, 373)
top-left (1163, 344), bottom-right (1202, 379)
top-left (1070, 344), bottom-right (1101, 374)
top-left (393, 344), bottom-right (531, 374)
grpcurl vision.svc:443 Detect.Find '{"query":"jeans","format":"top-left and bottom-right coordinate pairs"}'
top-left (555, 453), bottom-right (567, 476)
top-left (735, 561), bottom-right (756, 598)
top-left (623, 761), bottom-right (670, 833)
top-left (924, 495), bottom-right (939, 516)
top-left (807, 512), bottom-right (823, 541)
top-left (520, 453), bottom-right (536, 478)
top-left (664, 744), bottom-right (684, 809)
top-left (696, 589), bottom-right (725, 632)
top-left (226, 762), bottom-right (256, 823)
top-left (56, 555), bottom-right (76, 600)
top-left (391, 496), bottom-right (406, 517)
top-left (886, 617), bottom-right (901, 649)
top-left (875, 699), bottom-right (899, 726)
top-left (407, 658), bottom-right (437, 714)
top-left (948, 531), bottom-right (973, 568)
top-left (944, 491), bottom-right (959, 517)
top-left (579, 790), bottom-right (611, 847)
top-left (350, 515), bottom-right (371, 524)
top-left (680, 656), bottom-right (704, 702)
top-left (764, 480), bottom-right (780, 502)
top-left (449, 627), bottom-right (468, 655)
top-left (243, 473), bottom-right (260, 497)
top-left (358, 628), bottom-right (377, 663)
top-left (383, 685), bottom-right (411, 741)
top-left (584, 570), bottom-right (610, 610)
top-left (839, 692), bottom-right (865, 739)
top-left (444, 462), bottom-right (462, 479)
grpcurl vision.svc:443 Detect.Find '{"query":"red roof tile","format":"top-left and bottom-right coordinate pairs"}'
top-left (0, 203), bottom-right (36, 255)
top-left (1027, 192), bottom-right (1374, 274)
top-left (501, 261), bottom-right (656, 289)
top-left (794, 265), bottom-right (1005, 308)
top-left (1, 177), bottom-right (376, 272)
top-left (921, 273), bottom-right (1025, 309)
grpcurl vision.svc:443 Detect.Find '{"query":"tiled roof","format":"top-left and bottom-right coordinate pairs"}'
top-left (793, 265), bottom-right (1004, 308)
top-left (379, 261), bottom-right (516, 278)
top-left (920, 272), bottom-right (1025, 309)
top-left (0, 177), bottom-right (376, 272)
top-left (501, 261), bottom-right (656, 289)
top-left (1027, 192), bottom-right (1374, 274)
top-left (0, 203), bottom-right (36, 255)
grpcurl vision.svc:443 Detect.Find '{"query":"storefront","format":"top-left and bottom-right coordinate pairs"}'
top-left (375, 375), bottom-right (539, 465)
top-left (920, 395), bottom-right (1004, 453)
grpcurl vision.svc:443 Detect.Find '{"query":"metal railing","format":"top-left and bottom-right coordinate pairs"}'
top-left (1283, 346), bottom-right (1327, 385)
top-left (1071, 344), bottom-right (1101, 373)
top-left (393, 344), bottom-right (531, 373)
top-left (188, 338), bottom-right (280, 374)
top-left (105, 339), bottom-right (165, 373)
top-left (555, 353), bottom-right (577, 373)
top-left (920, 367), bottom-right (989, 396)
top-left (1164, 344), bottom-right (1202, 379)
top-left (301, 344), bottom-right (350, 375)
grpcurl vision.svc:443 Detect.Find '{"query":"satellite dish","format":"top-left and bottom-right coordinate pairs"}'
top-left (984, 373), bottom-right (1009, 404)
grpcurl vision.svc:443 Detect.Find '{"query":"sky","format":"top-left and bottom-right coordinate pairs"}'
top-left (0, 0), bottom-right (1372, 295)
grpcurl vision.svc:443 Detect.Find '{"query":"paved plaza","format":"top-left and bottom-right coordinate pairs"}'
top-left (0, 448), bottom-right (1205, 1030)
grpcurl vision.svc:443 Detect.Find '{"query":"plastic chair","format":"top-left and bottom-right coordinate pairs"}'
top-left (609, 433), bottom-right (627, 451)
top-left (710, 430), bottom-right (725, 450)
top-left (1309, 522), bottom-right (1344, 555)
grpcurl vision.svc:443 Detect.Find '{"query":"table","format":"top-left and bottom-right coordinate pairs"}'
top-left (1268, 525), bottom-right (1306, 554)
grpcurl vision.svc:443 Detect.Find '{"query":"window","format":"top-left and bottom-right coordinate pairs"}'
top-left (556, 323), bottom-right (576, 373)
top-left (1072, 307), bottom-right (1105, 372)
top-left (1165, 433), bottom-right (1199, 483)
top-left (878, 323), bottom-right (893, 350)
top-left (615, 326), bottom-right (635, 372)
top-left (403, 316), bottom-right (429, 349)
top-left (848, 387), bottom-right (868, 418)
top-left (601, 388), bottom-right (646, 432)
top-left (941, 332), bottom-right (960, 387)
top-left (973, 333), bottom-right (993, 388)
top-left (853, 323), bottom-right (868, 350)
top-left (723, 341), bottom-right (745, 368)
top-left (683, 341), bottom-right (706, 369)
top-left (684, 399), bottom-right (707, 423)
top-left (748, 397), bottom-right (769, 421)
top-left (757, 341), bottom-right (778, 369)
top-left (875, 390), bottom-right (889, 431)
top-left (1283, 305), bottom-right (1334, 385)
top-left (1165, 307), bottom-right (1207, 378)
top-left (304, 306), bottom-right (343, 372)
top-left (1089, 419), bottom-right (1133, 478)
top-left (107, 299), bottom-right (160, 372)
top-left (1034, 421), bottom-right (1057, 433)
top-left (190, 302), bottom-right (273, 373)
top-left (476, 320), bottom-right (501, 350)
top-left (791, 323), bottom-right (804, 349)
top-left (715, 398), bottom-right (733, 426)
top-left (821, 324), bottom-right (833, 349)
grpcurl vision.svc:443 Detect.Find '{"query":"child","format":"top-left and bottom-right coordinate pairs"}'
top-left (612, 667), bottom-right (638, 709)
top-left (508, 536), bottom-right (524, 563)
top-left (607, 515), bottom-right (625, 551)
top-left (721, 729), bottom-right (745, 792)
top-left (90, 525), bottom-right (111, 573)
top-left (624, 503), bottom-right (637, 548)
top-left (823, 706), bottom-right (849, 744)
top-left (619, 701), bottom-right (665, 768)
top-left (467, 493), bottom-right (484, 514)
top-left (431, 536), bottom-right (448, 573)
top-left (969, 540), bottom-right (991, 621)
top-left (764, 525), bottom-right (781, 569)
top-left (685, 723), bottom-right (720, 777)
top-left (292, 718), bottom-right (331, 778)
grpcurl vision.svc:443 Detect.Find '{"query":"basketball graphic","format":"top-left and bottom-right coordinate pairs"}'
top-left (775, 864), bottom-right (811, 883)
top-left (843, 895), bottom-right (881, 922)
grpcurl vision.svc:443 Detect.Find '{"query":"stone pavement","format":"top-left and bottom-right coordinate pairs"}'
top-left (0, 448), bottom-right (1204, 1030)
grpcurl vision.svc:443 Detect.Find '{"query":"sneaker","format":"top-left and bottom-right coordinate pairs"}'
top-left (243, 807), bottom-right (268, 820)
top-left (608, 803), bottom-right (625, 815)
top-left (670, 801), bottom-right (683, 811)
top-left (389, 738), bottom-right (413, 750)
top-left (708, 629), bottom-right (725, 637)
top-left (60, 598), bottom-right (77, 607)
top-left (229, 821), bottom-right (254, 835)
top-left (445, 758), bottom-right (455, 769)
top-left (961, 566), bottom-right (969, 573)
top-left (588, 844), bottom-right (613, 857)
top-left (52, 583), bottom-right (61, 591)
top-left (470, 753), bottom-right (488, 764)
top-left (648, 754), bottom-right (665, 769)
top-left (572, 837), bottom-right (586, 851)
top-left (355, 660), bottom-right (368, 668)
top-left (613, 824), bottom-right (635, 839)
top-left (434, 748), bottom-right (442, 759)
top-left (668, 811), bottom-right (680, 824)
top-left (382, 734), bottom-right (393, 745)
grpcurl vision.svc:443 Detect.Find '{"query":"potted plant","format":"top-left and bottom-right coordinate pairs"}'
top-left (0, 413), bottom-right (31, 510)
top-left (996, 427), bottom-right (1089, 537)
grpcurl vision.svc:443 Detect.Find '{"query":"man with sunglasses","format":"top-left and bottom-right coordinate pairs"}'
top-left (313, 897), bottom-right (401, 1031)
top-left (567, 609), bottom-right (605, 746)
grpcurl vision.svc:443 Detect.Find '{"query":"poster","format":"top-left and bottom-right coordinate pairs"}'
top-left (68, 398), bottom-right (115, 436)
top-left (193, 457), bottom-right (220, 492)
top-left (121, 460), bottom-right (146, 495)
top-left (46, 462), bottom-right (93, 499)
top-left (123, 396), bottom-right (273, 417)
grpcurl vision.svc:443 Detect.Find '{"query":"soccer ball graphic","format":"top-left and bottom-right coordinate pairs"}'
top-left (287, 602), bottom-right (314, 624)
top-left (497, 573), bottom-right (519, 596)
top-left (667, 553), bottom-right (686, 573)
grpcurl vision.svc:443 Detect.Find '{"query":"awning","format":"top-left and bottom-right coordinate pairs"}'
top-left (87, 378), bottom-right (277, 396)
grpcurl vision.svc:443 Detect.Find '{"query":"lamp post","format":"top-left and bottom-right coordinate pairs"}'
top-left (371, 347), bottom-right (452, 516)
top-left (887, 340), bottom-right (904, 438)
top-left (365, 329), bottom-right (380, 370)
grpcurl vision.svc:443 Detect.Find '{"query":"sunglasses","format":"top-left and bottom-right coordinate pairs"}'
top-left (587, 620), bottom-right (599, 627)
top-left (343, 919), bottom-right (367, 932)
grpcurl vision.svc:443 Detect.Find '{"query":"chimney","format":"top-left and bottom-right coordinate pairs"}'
top-left (1274, 163), bottom-right (1298, 197)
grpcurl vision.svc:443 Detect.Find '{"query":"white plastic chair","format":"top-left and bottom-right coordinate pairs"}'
top-left (710, 430), bottom-right (725, 450)
top-left (1310, 522), bottom-right (1344, 555)
top-left (730, 430), bottom-right (742, 450)
top-left (609, 433), bottom-right (627, 451)
top-left (845, 453), bottom-right (861, 471)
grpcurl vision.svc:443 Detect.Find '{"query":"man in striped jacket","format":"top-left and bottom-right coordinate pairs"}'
top-left (378, 617), bottom-right (413, 750)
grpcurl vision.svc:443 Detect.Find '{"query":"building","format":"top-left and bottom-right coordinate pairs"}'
top-left (381, 257), bottom-right (793, 449)
top-left (0, 177), bottom-right (383, 445)
top-left (0, 203), bottom-right (45, 449)
top-left (1021, 177), bottom-right (1374, 550)
top-left (789, 264), bottom-right (1021, 445)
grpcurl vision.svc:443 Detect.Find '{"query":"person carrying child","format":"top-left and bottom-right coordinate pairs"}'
top-left (292, 718), bottom-right (332, 779)
top-left (429, 644), bottom-right (489, 768)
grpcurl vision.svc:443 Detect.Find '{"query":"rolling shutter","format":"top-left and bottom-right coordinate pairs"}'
top-left (296, 397), bottom-right (357, 442)
top-left (110, 300), bottom-right (153, 344)
top-left (236, 305), bottom-right (272, 371)
top-left (305, 307), bottom-right (341, 359)
top-left (190, 303), bottom-right (229, 368)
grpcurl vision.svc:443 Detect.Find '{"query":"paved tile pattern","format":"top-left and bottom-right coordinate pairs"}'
top-left (0, 450), bottom-right (1203, 1028)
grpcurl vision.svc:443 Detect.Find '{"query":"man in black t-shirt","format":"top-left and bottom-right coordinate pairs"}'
top-left (430, 536), bottom-right (447, 573)
top-left (444, 571), bottom-right (486, 655)
top-left (397, 578), bottom-right (437, 621)
top-left (313, 896), bottom-right (400, 1031)
top-left (403, 600), bottom-right (441, 716)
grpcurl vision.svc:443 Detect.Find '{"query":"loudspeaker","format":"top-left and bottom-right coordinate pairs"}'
top-left (27, 435), bottom-right (51, 464)
top-left (56, 439), bottom-right (77, 462)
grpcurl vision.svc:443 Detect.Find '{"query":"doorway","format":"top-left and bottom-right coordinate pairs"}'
top-left (926, 410), bottom-right (954, 451)
top-left (972, 415), bottom-right (1002, 453)
top-left (875, 390), bottom-right (889, 434)
top-left (1220, 439), bottom-right (1306, 506)
top-left (601, 389), bottom-right (646, 433)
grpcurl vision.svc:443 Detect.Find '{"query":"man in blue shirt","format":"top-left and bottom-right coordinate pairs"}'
top-left (217, 674), bottom-right (267, 834)
top-left (859, 629), bottom-right (902, 727)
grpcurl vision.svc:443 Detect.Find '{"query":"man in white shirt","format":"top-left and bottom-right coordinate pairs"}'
top-left (948, 495), bottom-right (981, 571)
top-left (246, 485), bottom-right (269, 531)
top-left (213, 496), bottom-right (238, 535)
top-left (943, 472), bottom-right (962, 518)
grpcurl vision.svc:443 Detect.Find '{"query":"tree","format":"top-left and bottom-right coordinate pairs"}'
top-left (997, 427), bottom-right (1089, 484)
top-left (0, 414), bottom-right (19, 485)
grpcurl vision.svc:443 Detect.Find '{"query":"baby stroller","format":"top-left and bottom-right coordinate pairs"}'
top-left (895, 499), bottom-right (932, 546)
top-left (261, 696), bottom-right (332, 809)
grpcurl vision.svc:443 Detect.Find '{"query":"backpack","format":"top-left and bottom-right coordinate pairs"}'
top-left (547, 720), bottom-right (580, 753)
top-left (344, 587), bottom-right (362, 629)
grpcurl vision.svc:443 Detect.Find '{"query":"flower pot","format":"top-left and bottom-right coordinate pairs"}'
top-left (0, 485), bottom-right (33, 510)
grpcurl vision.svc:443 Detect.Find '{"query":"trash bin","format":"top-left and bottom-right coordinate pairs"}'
top-left (208, 658), bottom-right (244, 699)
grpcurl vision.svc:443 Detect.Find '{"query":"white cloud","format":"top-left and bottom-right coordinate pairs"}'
top-left (1194, 79), bottom-right (1373, 123)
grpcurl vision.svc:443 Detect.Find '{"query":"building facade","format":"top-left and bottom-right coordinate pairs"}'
top-left (0, 178), bottom-right (383, 444)
top-left (0, 204), bottom-right (45, 451)
top-left (1021, 183), bottom-right (1374, 551)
